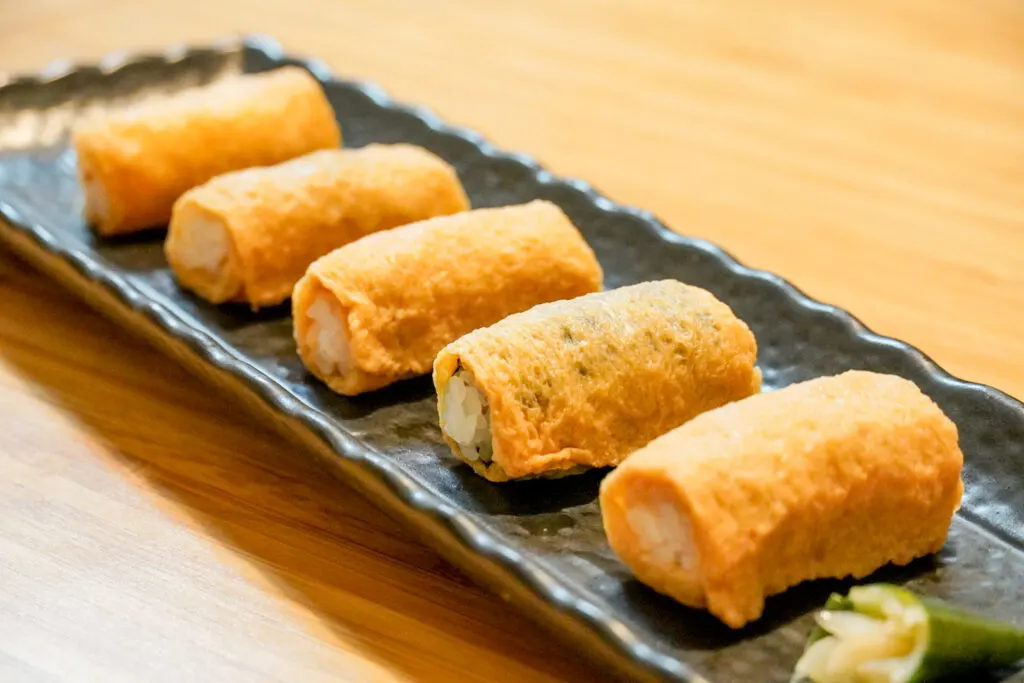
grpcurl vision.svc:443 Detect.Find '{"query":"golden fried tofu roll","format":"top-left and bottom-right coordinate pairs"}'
top-left (166, 145), bottom-right (469, 309)
top-left (433, 279), bottom-right (761, 482)
top-left (293, 200), bottom-right (602, 396)
top-left (599, 370), bottom-right (964, 629)
top-left (74, 67), bottom-right (341, 236)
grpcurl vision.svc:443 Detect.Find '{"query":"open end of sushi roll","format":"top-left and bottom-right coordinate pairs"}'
top-left (600, 477), bottom-right (707, 608)
top-left (435, 361), bottom-right (592, 482)
top-left (77, 154), bottom-right (115, 233)
top-left (81, 173), bottom-right (109, 229)
top-left (302, 291), bottom-right (354, 379)
top-left (173, 212), bottom-right (229, 272)
top-left (624, 491), bottom-right (703, 595)
top-left (440, 368), bottom-right (493, 464)
top-left (793, 586), bottom-right (926, 683)
top-left (165, 205), bottom-right (244, 303)
top-left (626, 499), bottom-right (699, 574)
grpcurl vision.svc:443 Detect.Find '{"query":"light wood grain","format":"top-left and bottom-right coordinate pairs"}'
top-left (1, 1), bottom-right (1022, 681)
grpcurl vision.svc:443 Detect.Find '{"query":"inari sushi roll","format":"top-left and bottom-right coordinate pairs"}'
top-left (599, 370), bottom-right (964, 629)
top-left (166, 145), bottom-right (469, 309)
top-left (74, 66), bottom-right (341, 236)
top-left (433, 279), bottom-right (762, 482)
top-left (293, 200), bottom-right (603, 396)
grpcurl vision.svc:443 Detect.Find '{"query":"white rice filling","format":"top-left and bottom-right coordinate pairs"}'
top-left (173, 213), bottom-right (230, 273)
top-left (441, 369), bottom-right (492, 463)
top-left (793, 587), bottom-right (927, 683)
top-left (81, 164), bottom-right (110, 226)
top-left (305, 293), bottom-right (352, 378)
top-left (626, 500), bottom-right (700, 576)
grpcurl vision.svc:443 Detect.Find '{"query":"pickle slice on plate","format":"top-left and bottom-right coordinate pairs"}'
top-left (793, 584), bottom-right (1024, 683)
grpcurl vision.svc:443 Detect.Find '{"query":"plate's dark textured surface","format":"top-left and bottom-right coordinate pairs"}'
top-left (1, 37), bottom-right (1023, 683)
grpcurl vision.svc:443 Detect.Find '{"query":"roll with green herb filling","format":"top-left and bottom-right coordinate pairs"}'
top-left (432, 280), bottom-right (762, 481)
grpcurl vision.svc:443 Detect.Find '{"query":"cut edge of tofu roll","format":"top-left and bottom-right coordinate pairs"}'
top-left (76, 148), bottom-right (118, 234)
top-left (164, 202), bottom-right (245, 304)
top-left (293, 281), bottom-right (378, 396)
top-left (435, 358), bottom-right (501, 478)
top-left (601, 477), bottom-right (706, 609)
top-left (440, 367), bottom-right (494, 464)
top-left (434, 355), bottom-right (590, 482)
top-left (303, 289), bottom-right (354, 379)
top-left (79, 160), bottom-right (107, 226)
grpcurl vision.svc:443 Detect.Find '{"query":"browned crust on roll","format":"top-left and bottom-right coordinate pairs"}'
top-left (74, 66), bottom-right (341, 236)
top-left (166, 145), bottom-right (469, 309)
top-left (293, 200), bottom-right (603, 395)
top-left (433, 279), bottom-right (762, 481)
top-left (599, 370), bottom-right (964, 628)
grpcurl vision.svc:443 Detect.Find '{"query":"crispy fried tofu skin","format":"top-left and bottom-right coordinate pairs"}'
top-left (74, 67), bottom-right (341, 235)
top-left (294, 200), bottom-right (603, 396)
top-left (166, 145), bottom-right (468, 309)
top-left (600, 370), bottom-right (963, 629)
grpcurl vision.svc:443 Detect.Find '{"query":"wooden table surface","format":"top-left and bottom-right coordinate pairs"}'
top-left (1, 1), bottom-right (1022, 681)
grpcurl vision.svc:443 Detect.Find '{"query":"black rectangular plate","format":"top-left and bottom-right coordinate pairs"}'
top-left (1, 36), bottom-right (1023, 683)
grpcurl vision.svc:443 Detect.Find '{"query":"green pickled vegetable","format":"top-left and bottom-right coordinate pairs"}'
top-left (792, 584), bottom-right (1024, 683)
